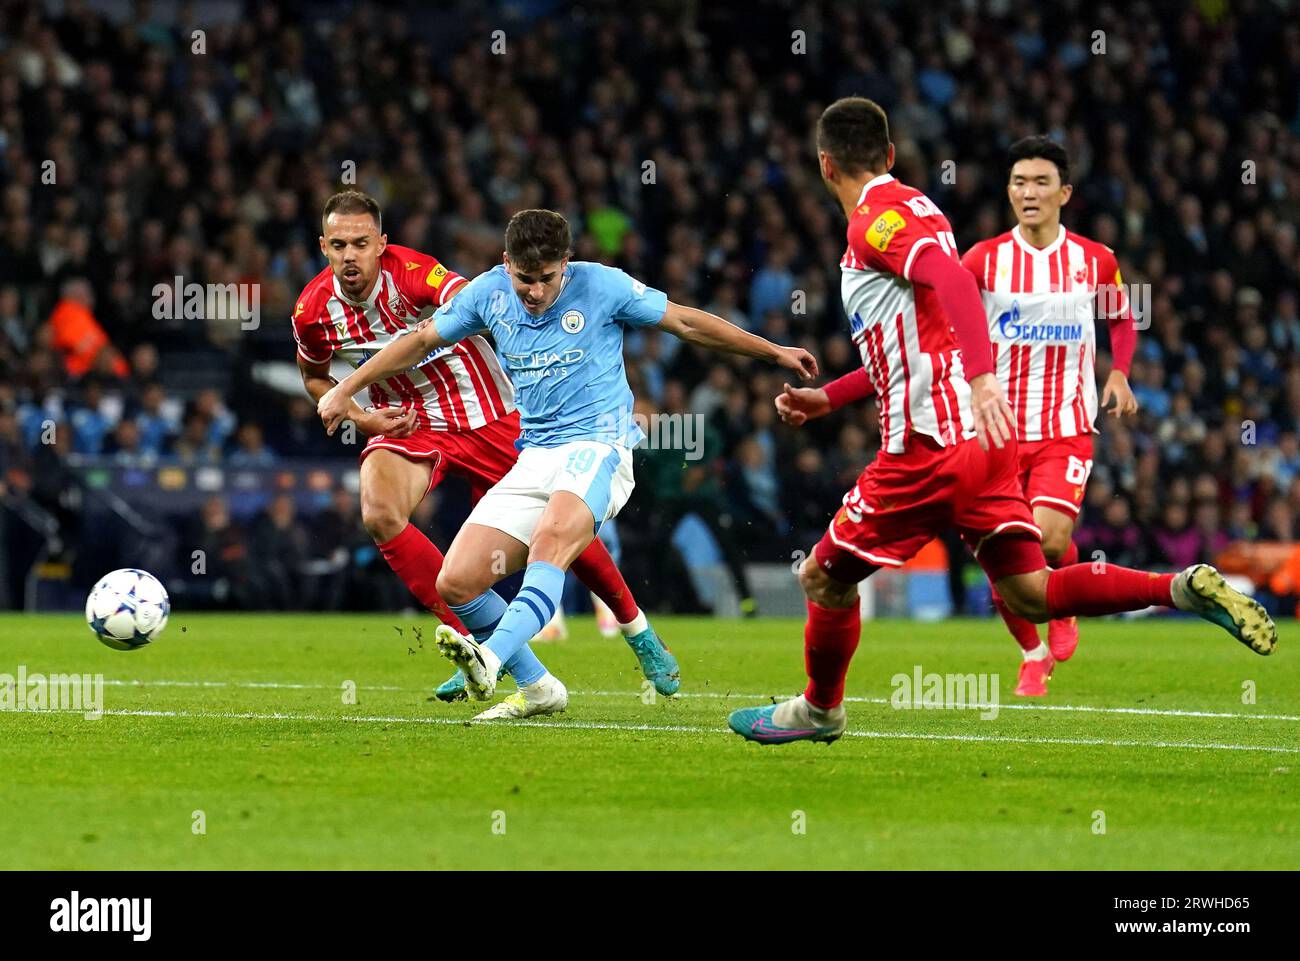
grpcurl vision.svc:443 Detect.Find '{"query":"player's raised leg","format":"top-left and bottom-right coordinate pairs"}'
top-left (360, 448), bottom-right (467, 633)
top-left (990, 539), bottom-right (1277, 654)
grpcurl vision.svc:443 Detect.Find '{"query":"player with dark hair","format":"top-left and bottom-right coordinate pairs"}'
top-left (293, 192), bottom-right (680, 714)
top-left (961, 136), bottom-right (1140, 695)
top-left (728, 97), bottom-right (1276, 745)
top-left (317, 208), bottom-right (817, 715)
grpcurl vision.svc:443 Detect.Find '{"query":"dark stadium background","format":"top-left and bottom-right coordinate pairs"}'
top-left (1, 0), bottom-right (1298, 617)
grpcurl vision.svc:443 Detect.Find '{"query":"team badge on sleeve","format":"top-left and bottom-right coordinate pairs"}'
top-left (868, 210), bottom-right (906, 252)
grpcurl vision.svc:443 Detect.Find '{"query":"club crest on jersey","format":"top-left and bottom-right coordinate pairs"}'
top-left (1071, 262), bottom-right (1088, 284)
top-left (561, 309), bottom-right (585, 333)
top-left (868, 210), bottom-right (906, 252)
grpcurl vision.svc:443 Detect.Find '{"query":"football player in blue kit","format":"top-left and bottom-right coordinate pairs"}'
top-left (319, 209), bottom-right (816, 717)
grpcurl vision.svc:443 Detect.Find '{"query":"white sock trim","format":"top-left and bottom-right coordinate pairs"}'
top-left (1023, 642), bottom-right (1051, 661)
top-left (618, 609), bottom-right (648, 636)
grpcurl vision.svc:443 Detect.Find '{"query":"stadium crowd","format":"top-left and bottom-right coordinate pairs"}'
top-left (2, 0), bottom-right (1300, 613)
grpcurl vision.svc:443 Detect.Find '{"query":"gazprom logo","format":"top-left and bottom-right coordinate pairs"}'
top-left (997, 301), bottom-right (1083, 342)
top-left (996, 302), bottom-right (1021, 338)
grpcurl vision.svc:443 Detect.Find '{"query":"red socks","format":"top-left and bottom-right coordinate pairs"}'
top-left (571, 538), bottom-right (639, 623)
top-left (1055, 540), bottom-right (1079, 567)
top-left (992, 587), bottom-right (1041, 652)
top-left (995, 539), bottom-right (1081, 645)
top-left (377, 524), bottom-right (468, 633)
top-left (1046, 564), bottom-right (1175, 619)
top-left (803, 600), bottom-right (861, 709)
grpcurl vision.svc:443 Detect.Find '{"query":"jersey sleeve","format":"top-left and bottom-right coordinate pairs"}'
top-left (388, 246), bottom-right (467, 310)
top-left (1095, 246), bottom-right (1137, 376)
top-left (960, 243), bottom-right (991, 290)
top-left (432, 272), bottom-right (492, 343)
top-left (606, 267), bottom-right (668, 327)
top-left (291, 298), bottom-right (333, 366)
top-left (848, 202), bottom-right (944, 282)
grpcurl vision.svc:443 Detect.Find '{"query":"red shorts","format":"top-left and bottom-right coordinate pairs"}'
top-left (814, 434), bottom-right (1044, 584)
top-left (359, 410), bottom-right (522, 500)
top-left (1017, 433), bottom-right (1094, 519)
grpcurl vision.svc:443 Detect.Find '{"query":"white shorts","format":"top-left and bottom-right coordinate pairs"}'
top-left (465, 440), bottom-right (635, 546)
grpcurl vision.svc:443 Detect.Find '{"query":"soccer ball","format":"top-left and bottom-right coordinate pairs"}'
top-left (85, 568), bottom-right (170, 651)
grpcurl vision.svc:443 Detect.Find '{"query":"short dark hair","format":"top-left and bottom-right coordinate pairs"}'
top-left (322, 190), bottom-right (382, 233)
top-left (505, 209), bottom-right (571, 270)
top-left (816, 97), bottom-right (891, 176)
top-left (1006, 136), bottom-right (1071, 185)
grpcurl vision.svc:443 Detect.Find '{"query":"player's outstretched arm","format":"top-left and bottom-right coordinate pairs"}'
top-left (775, 368), bottom-right (876, 427)
top-left (298, 356), bottom-right (416, 439)
top-left (317, 320), bottom-right (452, 436)
top-left (658, 302), bottom-right (818, 380)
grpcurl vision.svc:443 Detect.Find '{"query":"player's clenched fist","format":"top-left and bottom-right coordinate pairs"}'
top-left (775, 382), bottom-right (831, 427)
top-left (967, 372), bottom-right (1015, 451)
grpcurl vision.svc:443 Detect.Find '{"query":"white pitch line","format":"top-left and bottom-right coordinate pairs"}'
top-left (24, 706), bottom-right (1300, 755)
top-left (585, 690), bottom-right (1300, 723)
top-left (97, 678), bottom-right (1300, 723)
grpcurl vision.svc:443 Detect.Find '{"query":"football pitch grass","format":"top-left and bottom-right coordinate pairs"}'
top-left (1, 612), bottom-right (1295, 870)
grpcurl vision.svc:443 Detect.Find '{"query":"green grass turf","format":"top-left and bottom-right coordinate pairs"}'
top-left (0, 612), bottom-right (1295, 869)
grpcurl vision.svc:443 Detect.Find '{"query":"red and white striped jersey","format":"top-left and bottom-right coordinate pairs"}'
top-left (839, 174), bottom-right (974, 454)
top-left (292, 244), bottom-right (514, 432)
top-left (961, 225), bottom-right (1127, 441)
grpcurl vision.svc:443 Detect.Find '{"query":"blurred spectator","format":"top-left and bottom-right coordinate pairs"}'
top-left (1150, 502), bottom-right (1199, 571)
top-left (227, 423), bottom-right (277, 467)
top-left (46, 279), bottom-right (128, 380)
top-left (1079, 497), bottom-right (1145, 570)
top-left (250, 494), bottom-right (309, 610)
top-left (166, 404), bottom-right (222, 465)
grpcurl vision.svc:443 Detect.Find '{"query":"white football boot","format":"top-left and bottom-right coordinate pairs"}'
top-left (473, 674), bottom-right (569, 720)
top-left (1171, 564), bottom-right (1277, 655)
top-left (434, 624), bottom-right (502, 701)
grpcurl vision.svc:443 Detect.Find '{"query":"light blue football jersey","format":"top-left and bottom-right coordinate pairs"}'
top-left (433, 262), bottom-right (667, 448)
